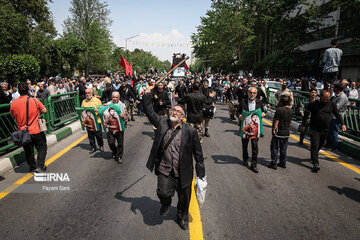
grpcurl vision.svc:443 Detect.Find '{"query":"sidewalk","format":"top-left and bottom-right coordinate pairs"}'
top-left (266, 111), bottom-right (360, 161)
top-left (0, 121), bottom-right (82, 176)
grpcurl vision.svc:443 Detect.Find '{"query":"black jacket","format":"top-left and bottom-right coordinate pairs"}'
top-left (237, 98), bottom-right (265, 115)
top-left (119, 86), bottom-right (136, 103)
top-left (178, 91), bottom-right (213, 124)
top-left (78, 82), bottom-right (86, 102)
top-left (302, 100), bottom-right (344, 131)
top-left (152, 88), bottom-right (170, 116)
top-left (175, 85), bottom-right (187, 99)
top-left (143, 93), bottom-right (205, 189)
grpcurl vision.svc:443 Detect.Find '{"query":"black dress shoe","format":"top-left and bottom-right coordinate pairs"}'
top-left (277, 163), bottom-right (286, 168)
top-left (99, 146), bottom-right (104, 152)
top-left (267, 162), bottom-right (277, 170)
top-left (243, 161), bottom-right (249, 167)
top-left (131, 116), bottom-right (135, 121)
top-left (159, 205), bottom-right (169, 217)
top-left (29, 167), bottom-right (36, 172)
top-left (89, 148), bottom-right (97, 154)
top-left (250, 166), bottom-right (259, 173)
top-left (115, 157), bottom-right (123, 164)
top-left (35, 167), bottom-right (47, 173)
top-left (178, 219), bottom-right (188, 230)
top-left (312, 164), bottom-right (320, 173)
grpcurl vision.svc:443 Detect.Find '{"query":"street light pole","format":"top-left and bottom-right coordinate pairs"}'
top-left (125, 34), bottom-right (139, 53)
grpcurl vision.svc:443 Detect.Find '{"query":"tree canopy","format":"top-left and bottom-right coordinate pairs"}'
top-left (192, 0), bottom-right (351, 76)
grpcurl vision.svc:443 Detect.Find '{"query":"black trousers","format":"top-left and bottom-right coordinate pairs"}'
top-left (323, 72), bottom-right (338, 90)
top-left (310, 129), bottom-right (327, 165)
top-left (107, 131), bottom-right (124, 158)
top-left (157, 173), bottom-right (191, 221)
top-left (23, 132), bottom-right (47, 169)
top-left (87, 129), bottom-right (103, 150)
top-left (270, 136), bottom-right (289, 165)
top-left (242, 138), bottom-right (259, 166)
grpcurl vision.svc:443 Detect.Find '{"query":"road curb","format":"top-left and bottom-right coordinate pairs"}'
top-left (266, 110), bottom-right (360, 160)
top-left (0, 121), bottom-right (82, 176)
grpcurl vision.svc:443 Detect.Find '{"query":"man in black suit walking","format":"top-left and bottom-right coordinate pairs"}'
top-left (237, 87), bottom-right (266, 173)
top-left (143, 82), bottom-right (205, 230)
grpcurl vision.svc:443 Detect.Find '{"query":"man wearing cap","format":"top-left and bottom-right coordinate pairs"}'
top-left (275, 81), bottom-right (294, 108)
top-left (143, 82), bottom-right (205, 230)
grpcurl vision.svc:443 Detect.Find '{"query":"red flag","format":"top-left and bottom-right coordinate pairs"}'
top-left (120, 56), bottom-right (130, 75)
top-left (185, 62), bottom-right (189, 70)
top-left (129, 62), bottom-right (133, 78)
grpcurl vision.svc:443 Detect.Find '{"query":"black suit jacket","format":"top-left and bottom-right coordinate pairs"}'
top-left (237, 98), bottom-right (265, 114)
top-left (143, 93), bottom-right (205, 189)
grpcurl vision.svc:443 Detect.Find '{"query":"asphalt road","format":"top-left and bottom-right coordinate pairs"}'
top-left (0, 103), bottom-right (359, 240)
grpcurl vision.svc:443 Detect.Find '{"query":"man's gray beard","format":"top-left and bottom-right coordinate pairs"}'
top-left (170, 116), bottom-right (180, 123)
top-left (249, 96), bottom-right (256, 100)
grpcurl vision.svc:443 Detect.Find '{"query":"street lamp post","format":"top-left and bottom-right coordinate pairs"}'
top-left (125, 34), bottom-right (139, 53)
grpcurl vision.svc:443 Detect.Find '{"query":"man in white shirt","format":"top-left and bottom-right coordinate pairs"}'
top-left (348, 81), bottom-right (359, 106)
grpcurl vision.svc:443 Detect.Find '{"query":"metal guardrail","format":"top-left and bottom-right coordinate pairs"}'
top-left (0, 92), bottom-right (80, 154)
top-left (0, 104), bottom-right (17, 152)
top-left (268, 87), bottom-right (360, 141)
top-left (48, 92), bottom-right (80, 128)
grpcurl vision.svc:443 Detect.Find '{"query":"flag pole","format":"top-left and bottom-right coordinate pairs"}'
top-left (155, 56), bottom-right (190, 85)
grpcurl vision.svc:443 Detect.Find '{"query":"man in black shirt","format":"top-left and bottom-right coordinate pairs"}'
top-left (78, 77), bottom-right (87, 102)
top-left (119, 81), bottom-right (137, 121)
top-left (152, 82), bottom-right (170, 117)
top-left (301, 91), bottom-right (346, 172)
top-left (201, 80), bottom-right (216, 137)
top-left (268, 95), bottom-right (293, 169)
top-left (178, 83), bottom-right (215, 143)
top-left (174, 79), bottom-right (187, 101)
top-left (101, 83), bottom-right (114, 103)
top-left (226, 82), bottom-right (238, 120)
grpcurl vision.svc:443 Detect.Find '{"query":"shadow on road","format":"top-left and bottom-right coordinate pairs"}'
top-left (143, 121), bottom-right (152, 126)
top-left (212, 155), bottom-right (241, 165)
top-left (92, 151), bottom-right (113, 160)
top-left (74, 143), bottom-right (91, 151)
top-left (215, 116), bottom-right (235, 124)
top-left (142, 131), bottom-right (154, 138)
top-left (114, 193), bottom-right (177, 226)
top-left (224, 129), bottom-right (241, 136)
top-left (285, 156), bottom-right (313, 170)
top-left (328, 186), bottom-right (360, 204)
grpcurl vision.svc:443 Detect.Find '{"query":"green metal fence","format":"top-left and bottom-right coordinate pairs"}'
top-left (48, 92), bottom-right (80, 128)
top-left (0, 104), bottom-right (17, 152)
top-left (268, 87), bottom-right (360, 140)
top-left (0, 92), bottom-right (80, 154)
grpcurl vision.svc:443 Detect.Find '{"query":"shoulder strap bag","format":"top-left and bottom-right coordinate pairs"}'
top-left (32, 98), bottom-right (47, 132)
top-left (11, 97), bottom-right (32, 146)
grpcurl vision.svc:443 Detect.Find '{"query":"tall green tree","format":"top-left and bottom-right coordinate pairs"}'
top-left (0, 0), bottom-right (56, 82)
top-left (63, 0), bottom-right (113, 76)
top-left (192, 0), bottom-right (342, 75)
top-left (110, 47), bottom-right (171, 75)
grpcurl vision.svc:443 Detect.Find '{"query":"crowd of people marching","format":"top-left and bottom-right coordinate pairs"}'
top-left (3, 69), bottom-right (358, 230)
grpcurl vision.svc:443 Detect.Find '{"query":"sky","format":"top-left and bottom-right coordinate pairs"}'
top-left (48, 0), bottom-right (212, 63)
